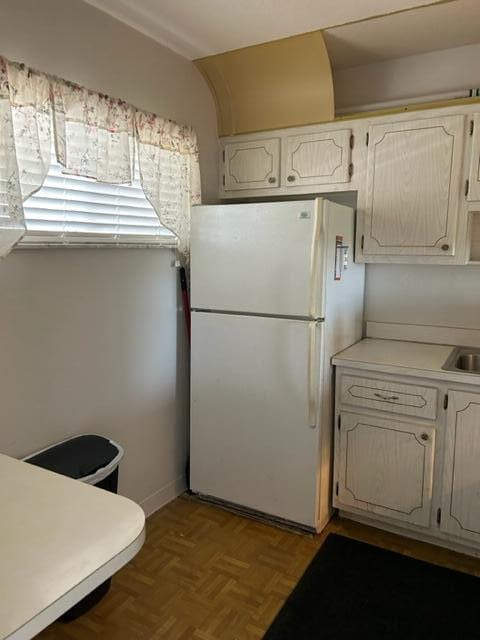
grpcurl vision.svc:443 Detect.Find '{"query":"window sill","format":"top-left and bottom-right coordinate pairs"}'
top-left (16, 235), bottom-right (177, 250)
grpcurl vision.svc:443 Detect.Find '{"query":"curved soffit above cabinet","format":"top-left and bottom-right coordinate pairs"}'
top-left (194, 31), bottom-right (334, 136)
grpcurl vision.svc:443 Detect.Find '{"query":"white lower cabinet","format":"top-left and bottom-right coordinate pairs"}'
top-left (336, 412), bottom-right (435, 528)
top-left (334, 367), bottom-right (480, 556)
top-left (440, 390), bottom-right (480, 544)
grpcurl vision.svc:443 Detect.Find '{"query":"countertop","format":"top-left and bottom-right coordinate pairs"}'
top-left (332, 338), bottom-right (480, 386)
top-left (0, 454), bottom-right (145, 640)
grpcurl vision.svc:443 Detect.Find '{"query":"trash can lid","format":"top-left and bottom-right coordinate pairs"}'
top-left (25, 435), bottom-right (121, 480)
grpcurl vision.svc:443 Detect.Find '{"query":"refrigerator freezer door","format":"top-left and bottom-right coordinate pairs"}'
top-left (190, 312), bottom-right (323, 528)
top-left (191, 200), bottom-right (325, 318)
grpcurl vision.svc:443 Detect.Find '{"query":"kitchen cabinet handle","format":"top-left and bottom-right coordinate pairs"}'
top-left (421, 433), bottom-right (429, 442)
top-left (268, 176), bottom-right (276, 184)
top-left (308, 202), bottom-right (322, 317)
top-left (373, 392), bottom-right (400, 401)
top-left (287, 175), bottom-right (296, 182)
top-left (441, 244), bottom-right (450, 251)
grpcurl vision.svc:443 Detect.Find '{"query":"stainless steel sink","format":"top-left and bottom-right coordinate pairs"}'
top-left (442, 347), bottom-right (480, 374)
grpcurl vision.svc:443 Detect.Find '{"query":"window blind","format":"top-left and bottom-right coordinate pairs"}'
top-left (21, 149), bottom-right (176, 246)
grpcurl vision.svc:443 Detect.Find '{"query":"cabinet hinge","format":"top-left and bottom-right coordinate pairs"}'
top-left (222, 149), bottom-right (225, 162)
top-left (348, 162), bottom-right (354, 178)
top-left (337, 414), bottom-right (341, 431)
top-left (470, 120), bottom-right (474, 136)
top-left (335, 481), bottom-right (339, 497)
top-left (366, 132), bottom-right (370, 146)
top-left (436, 508), bottom-right (442, 525)
top-left (349, 134), bottom-right (354, 149)
top-left (443, 394), bottom-right (449, 410)
top-left (465, 179), bottom-right (470, 197)
top-left (361, 234), bottom-right (365, 250)
top-left (222, 175), bottom-right (225, 186)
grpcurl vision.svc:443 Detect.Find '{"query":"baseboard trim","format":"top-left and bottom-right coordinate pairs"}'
top-left (339, 510), bottom-right (480, 559)
top-left (140, 475), bottom-right (187, 518)
top-left (193, 492), bottom-right (318, 535)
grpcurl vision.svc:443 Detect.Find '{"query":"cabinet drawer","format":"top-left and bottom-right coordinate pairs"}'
top-left (340, 374), bottom-right (438, 420)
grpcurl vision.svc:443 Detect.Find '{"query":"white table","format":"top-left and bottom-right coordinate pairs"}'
top-left (0, 453), bottom-right (145, 640)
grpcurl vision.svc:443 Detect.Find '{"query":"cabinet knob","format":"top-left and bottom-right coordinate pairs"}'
top-left (441, 244), bottom-right (450, 252)
top-left (268, 176), bottom-right (276, 184)
top-left (287, 175), bottom-right (296, 182)
top-left (421, 433), bottom-right (429, 441)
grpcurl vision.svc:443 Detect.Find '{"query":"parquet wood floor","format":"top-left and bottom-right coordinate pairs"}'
top-left (37, 494), bottom-right (480, 640)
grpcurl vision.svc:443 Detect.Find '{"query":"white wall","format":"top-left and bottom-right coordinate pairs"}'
top-left (334, 42), bottom-right (480, 111)
top-left (0, 249), bottom-right (189, 512)
top-left (364, 264), bottom-right (480, 330)
top-left (0, 0), bottom-right (218, 514)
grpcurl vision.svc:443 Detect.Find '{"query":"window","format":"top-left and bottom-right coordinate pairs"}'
top-left (20, 149), bottom-right (175, 246)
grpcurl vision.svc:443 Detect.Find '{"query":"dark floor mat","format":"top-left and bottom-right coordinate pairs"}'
top-left (263, 533), bottom-right (480, 639)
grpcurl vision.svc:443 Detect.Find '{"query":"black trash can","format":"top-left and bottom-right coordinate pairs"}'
top-left (24, 434), bottom-right (124, 621)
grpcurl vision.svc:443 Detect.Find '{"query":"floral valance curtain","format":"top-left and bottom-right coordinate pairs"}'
top-left (135, 110), bottom-right (201, 259)
top-left (51, 79), bottom-right (135, 184)
top-left (0, 55), bottom-right (201, 260)
top-left (0, 58), bottom-right (51, 255)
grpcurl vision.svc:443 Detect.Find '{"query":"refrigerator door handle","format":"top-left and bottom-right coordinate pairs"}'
top-left (307, 321), bottom-right (319, 429)
top-left (308, 201), bottom-right (322, 318)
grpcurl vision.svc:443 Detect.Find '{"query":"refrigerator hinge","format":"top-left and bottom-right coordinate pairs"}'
top-left (465, 179), bottom-right (470, 196)
top-left (436, 508), bottom-right (442, 526)
top-left (335, 481), bottom-right (339, 497)
top-left (366, 132), bottom-right (369, 146)
top-left (349, 133), bottom-right (354, 149)
top-left (470, 120), bottom-right (474, 136)
top-left (443, 394), bottom-right (449, 410)
top-left (348, 163), bottom-right (354, 178)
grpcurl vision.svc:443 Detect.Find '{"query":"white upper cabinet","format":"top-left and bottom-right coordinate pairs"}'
top-left (467, 114), bottom-right (480, 201)
top-left (223, 137), bottom-right (280, 191)
top-left (361, 114), bottom-right (465, 258)
top-left (441, 390), bottom-right (480, 545)
top-left (218, 105), bottom-right (478, 264)
top-left (282, 129), bottom-right (352, 188)
top-left (336, 412), bottom-right (435, 528)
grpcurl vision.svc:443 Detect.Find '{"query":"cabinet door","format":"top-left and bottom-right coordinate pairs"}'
top-left (283, 129), bottom-right (352, 187)
top-left (223, 137), bottom-right (280, 191)
top-left (363, 115), bottom-right (465, 257)
top-left (467, 114), bottom-right (480, 201)
top-left (441, 391), bottom-right (480, 544)
top-left (335, 412), bottom-right (435, 527)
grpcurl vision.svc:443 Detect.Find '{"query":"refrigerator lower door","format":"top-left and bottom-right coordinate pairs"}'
top-left (190, 312), bottom-right (323, 528)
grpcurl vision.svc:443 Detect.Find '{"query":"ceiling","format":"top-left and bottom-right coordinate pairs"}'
top-left (325, 0), bottom-right (480, 68)
top-left (83, 0), bottom-right (480, 68)
top-left (83, 0), bottom-right (449, 60)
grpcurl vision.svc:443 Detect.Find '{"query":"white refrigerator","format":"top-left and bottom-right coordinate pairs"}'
top-left (189, 198), bottom-right (364, 531)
